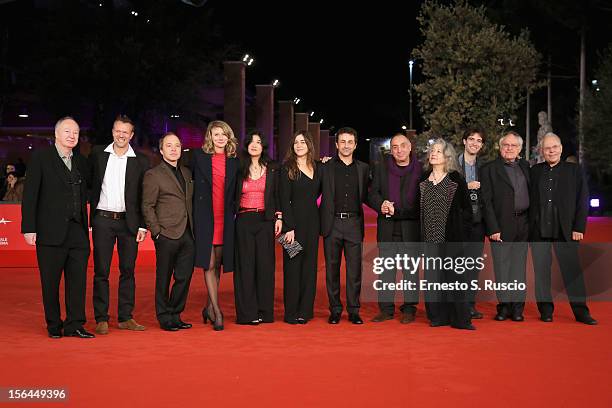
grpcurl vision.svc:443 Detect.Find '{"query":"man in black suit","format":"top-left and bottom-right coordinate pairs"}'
top-left (142, 132), bottom-right (195, 331)
top-left (481, 131), bottom-right (530, 322)
top-left (320, 127), bottom-right (370, 324)
top-left (529, 133), bottom-right (597, 325)
top-left (368, 133), bottom-right (422, 324)
top-left (458, 129), bottom-right (486, 319)
top-left (89, 115), bottom-right (150, 335)
top-left (21, 117), bottom-right (94, 338)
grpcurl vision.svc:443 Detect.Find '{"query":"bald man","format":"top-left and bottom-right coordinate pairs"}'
top-left (529, 133), bottom-right (596, 325)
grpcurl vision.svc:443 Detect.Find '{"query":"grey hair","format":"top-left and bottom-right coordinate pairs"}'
top-left (499, 131), bottom-right (523, 149)
top-left (542, 132), bottom-right (561, 145)
top-left (54, 116), bottom-right (78, 133)
top-left (424, 138), bottom-right (460, 173)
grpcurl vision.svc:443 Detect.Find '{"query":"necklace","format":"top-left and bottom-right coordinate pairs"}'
top-left (431, 171), bottom-right (446, 184)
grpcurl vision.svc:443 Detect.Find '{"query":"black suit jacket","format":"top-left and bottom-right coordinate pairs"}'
top-left (368, 155), bottom-right (422, 243)
top-left (529, 161), bottom-right (588, 241)
top-left (235, 161), bottom-right (280, 221)
top-left (319, 157), bottom-right (370, 238)
top-left (21, 146), bottom-right (91, 245)
top-left (480, 157), bottom-right (531, 239)
top-left (88, 145), bottom-right (150, 234)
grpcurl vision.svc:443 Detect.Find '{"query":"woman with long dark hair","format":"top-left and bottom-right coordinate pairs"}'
top-left (234, 130), bottom-right (282, 324)
top-left (191, 120), bottom-right (239, 331)
top-left (279, 131), bottom-right (322, 324)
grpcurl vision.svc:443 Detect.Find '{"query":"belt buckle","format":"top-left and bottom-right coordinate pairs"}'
top-left (339, 213), bottom-right (348, 219)
top-left (112, 212), bottom-right (119, 220)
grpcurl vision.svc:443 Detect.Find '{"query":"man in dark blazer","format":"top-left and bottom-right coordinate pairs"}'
top-left (142, 132), bottom-right (194, 331)
top-left (481, 131), bottom-right (530, 322)
top-left (458, 129), bottom-right (486, 319)
top-left (368, 133), bottom-right (422, 324)
top-left (320, 127), bottom-right (370, 325)
top-left (89, 115), bottom-right (150, 335)
top-left (529, 133), bottom-right (596, 325)
top-left (21, 117), bottom-right (94, 338)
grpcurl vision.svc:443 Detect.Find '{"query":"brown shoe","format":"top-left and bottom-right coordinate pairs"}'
top-left (371, 312), bottom-right (394, 322)
top-left (400, 312), bottom-right (416, 324)
top-left (95, 321), bottom-right (109, 335)
top-left (118, 319), bottom-right (146, 331)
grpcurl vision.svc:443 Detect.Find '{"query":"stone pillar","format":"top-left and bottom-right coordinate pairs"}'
top-left (308, 122), bottom-right (321, 158)
top-left (256, 84), bottom-right (274, 159)
top-left (223, 61), bottom-right (246, 143)
top-left (278, 101), bottom-right (294, 162)
top-left (319, 129), bottom-right (330, 157)
top-left (294, 113), bottom-right (309, 135)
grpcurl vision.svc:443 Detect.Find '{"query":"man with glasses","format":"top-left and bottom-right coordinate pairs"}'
top-left (481, 131), bottom-right (530, 322)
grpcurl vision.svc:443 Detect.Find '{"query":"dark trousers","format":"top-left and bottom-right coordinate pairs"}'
top-left (324, 216), bottom-right (363, 314)
top-left (465, 222), bottom-right (485, 306)
top-left (36, 220), bottom-right (90, 334)
top-left (154, 228), bottom-right (195, 325)
top-left (283, 227), bottom-right (319, 322)
top-left (423, 243), bottom-right (472, 328)
top-left (234, 212), bottom-right (275, 323)
top-left (378, 220), bottom-right (420, 315)
top-left (490, 214), bottom-right (528, 316)
top-left (531, 237), bottom-right (590, 318)
top-left (92, 214), bottom-right (139, 323)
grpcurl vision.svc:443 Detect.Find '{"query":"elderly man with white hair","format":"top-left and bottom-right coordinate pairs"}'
top-left (529, 133), bottom-right (597, 325)
top-left (481, 131), bottom-right (531, 322)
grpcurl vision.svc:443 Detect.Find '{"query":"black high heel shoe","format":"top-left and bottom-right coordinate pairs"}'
top-left (213, 311), bottom-right (224, 331)
top-left (203, 307), bottom-right (215, 325)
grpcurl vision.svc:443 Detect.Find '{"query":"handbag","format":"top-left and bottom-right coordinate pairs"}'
top-left (277, 233), bottom-right (303, 258)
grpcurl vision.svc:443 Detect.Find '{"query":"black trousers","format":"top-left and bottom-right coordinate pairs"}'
top-left (154, 228), bottom-right (195, 325)
top-left (531, 237), bottom-right (590, 318)
top-left (234, 212), bottom-right (275, 323)
top-left (283, 225), bottom-right (319, 322)
top-left (465, 222), bottom-right (485, 306)
top-left (92, 214), bottom-right (139, 323)
top-left (490, 214), bottom-right (528, 316)
top-left (378, 220), bottom-right (420, 315)
top-left (36, 220), bottom-right (90, 334)
top-left (423, 243), bottom-right (472, 328)
top-left (324, 216), bottom-right (363, 314)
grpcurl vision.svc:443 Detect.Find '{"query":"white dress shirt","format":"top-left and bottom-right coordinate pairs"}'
top-left (96, 143), bottom-right (136, 213)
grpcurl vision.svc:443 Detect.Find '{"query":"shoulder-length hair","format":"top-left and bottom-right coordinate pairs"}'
top-left (202, 120), bottom-right (238, 158)
top-left (423, 138), bottom-right (460, 173)
top-left (240, 129), bottom-right (271, 178)
top-left (283, 130), bottom-right (316, 181)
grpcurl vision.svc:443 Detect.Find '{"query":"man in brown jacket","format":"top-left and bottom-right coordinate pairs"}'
top-left (142, 132), bottom-right (194, 331)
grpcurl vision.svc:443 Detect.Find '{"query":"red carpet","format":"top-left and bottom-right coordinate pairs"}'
top-left (1, 211), bottom-right (611, 407)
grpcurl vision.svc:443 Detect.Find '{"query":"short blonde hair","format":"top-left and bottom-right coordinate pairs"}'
top-left (202, 120), bottom-right (238, 158)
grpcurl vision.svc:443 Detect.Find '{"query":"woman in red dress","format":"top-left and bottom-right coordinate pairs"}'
top-left (191, 121), bottom-right (239, 331)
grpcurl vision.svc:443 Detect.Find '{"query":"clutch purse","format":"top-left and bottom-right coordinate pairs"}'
top-left (277, 233), bottom-right (303, 258)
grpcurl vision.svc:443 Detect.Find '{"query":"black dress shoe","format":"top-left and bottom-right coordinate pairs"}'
top-left (65, 328), bottom-right (95, 338)
top-left (176, 320), bottom-right (192, 329)
top-left (511, 315), bottom-right (524, 322)
top-left (348, 313), bottom-right (363, 324)
top-left (296, 318), bottom-right (307, 325)
top-left (494, 313), bottom-right (507, 321)
top-left (456, 324), bottom-right (476, 330)
top-left (48, 328), bottom-right (62, 339)
top-left (160, 322), bottom-right (179, 331)
top-left (470, 308), bottom-right (484, 319)
top-left (576, 315), bottom-right (598, 325)
top-left (284, 318), bottom-right (298, 325)
top-left (430, 321), bottom-right (450, 327)
top-left (328, 312), bottom-right (341, 324)
top-left (540, 315), bottom-right (553, 322)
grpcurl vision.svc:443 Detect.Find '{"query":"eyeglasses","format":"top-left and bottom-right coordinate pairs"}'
top-left (501, 143), bottom-right (520, 150)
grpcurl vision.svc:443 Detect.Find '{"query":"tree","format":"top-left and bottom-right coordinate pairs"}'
top-left (583, 44), bottom-right (612, 177)
top-left (413, 0), bottom-right (542, 158)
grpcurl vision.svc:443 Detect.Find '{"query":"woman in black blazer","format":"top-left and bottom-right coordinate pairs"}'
top-left (419, 138), bottom-right (474, 330)
top-left (234, 130), bottom-right (282, 325)
top-left (191, 120), bottom-right (239, 331)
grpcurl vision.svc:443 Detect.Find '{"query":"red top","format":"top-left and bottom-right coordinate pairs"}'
top-left (212, 153), bottom-right (226, 245)
top-left (240, 170), bottom-right (266, 210)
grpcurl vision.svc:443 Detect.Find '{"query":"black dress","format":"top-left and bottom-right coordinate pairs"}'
top-left (419, 171), bottom-right (472, 329)
top-left (279, 166), bottom-right (322, 322)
